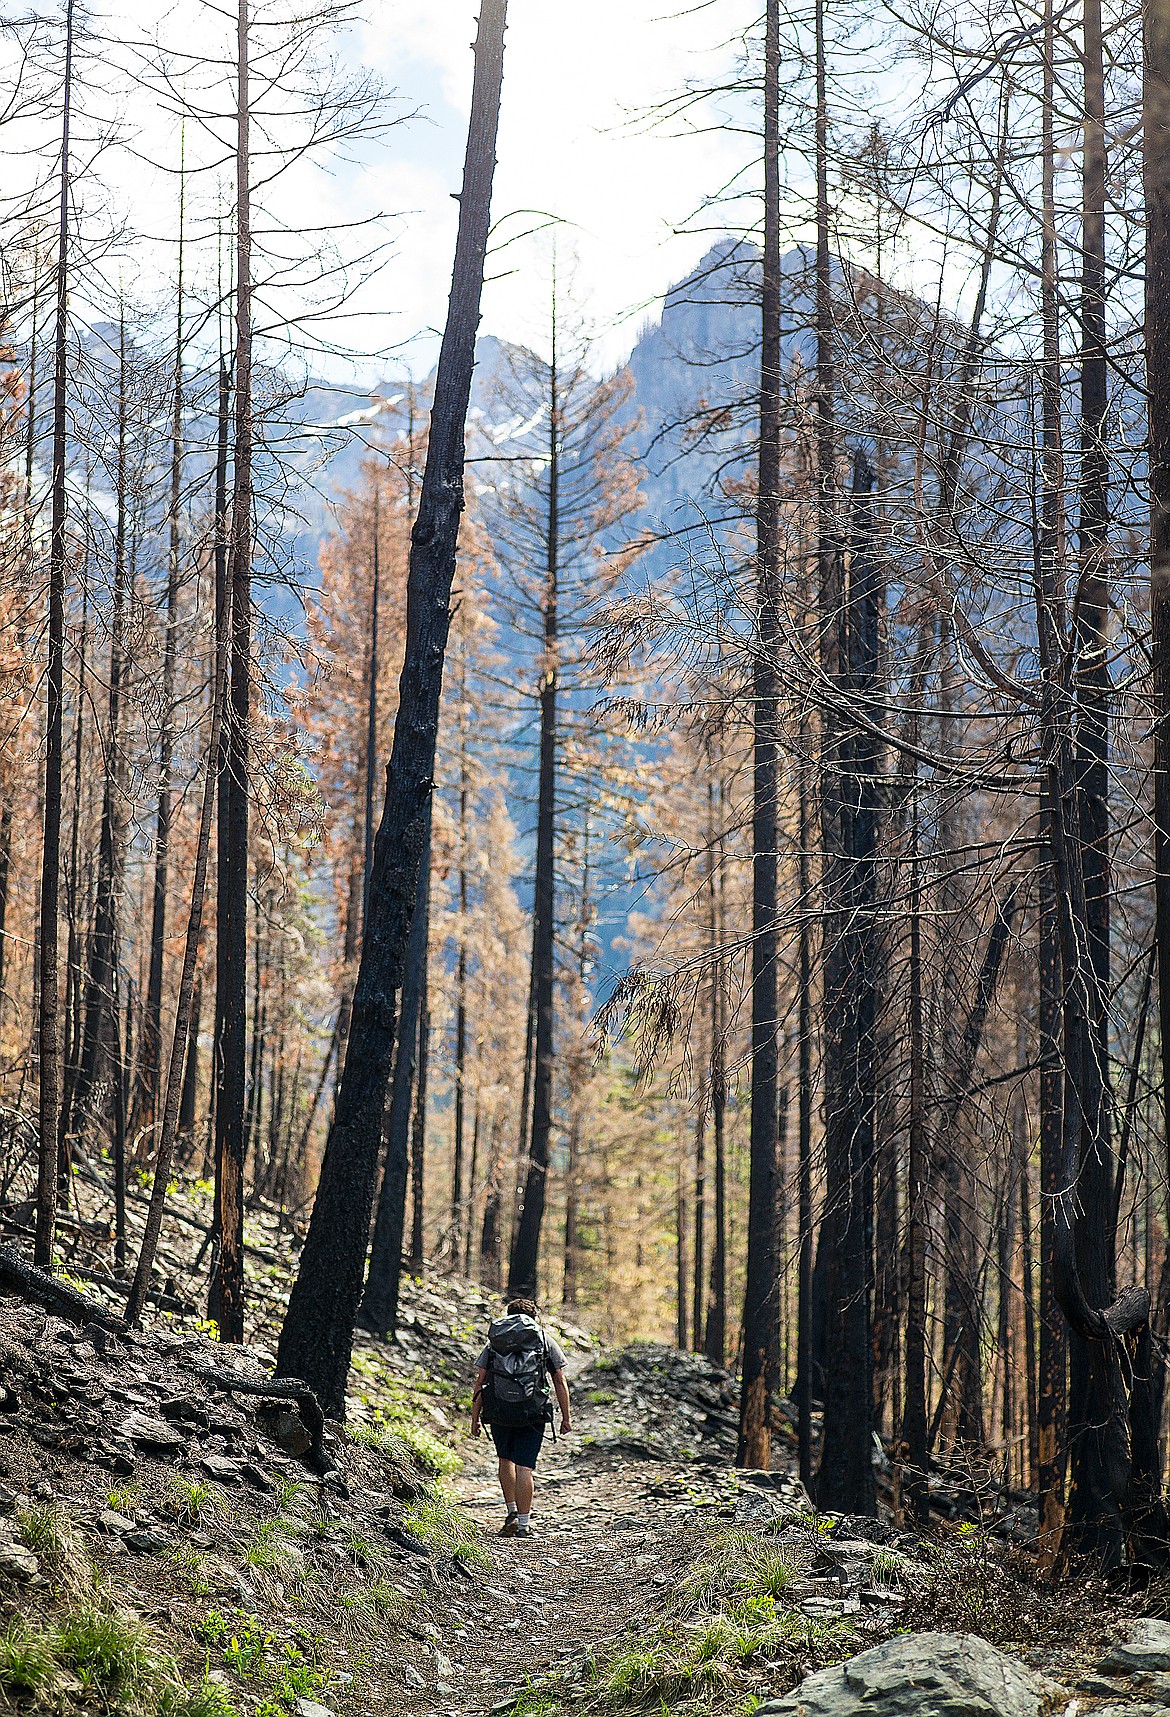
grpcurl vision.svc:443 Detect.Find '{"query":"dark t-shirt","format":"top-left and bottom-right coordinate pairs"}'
top-left (476, 1331), bottom-right (567, 1374)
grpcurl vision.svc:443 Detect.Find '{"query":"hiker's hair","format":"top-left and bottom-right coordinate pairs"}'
top-left (507, 1296), bottom-right (538, 1318)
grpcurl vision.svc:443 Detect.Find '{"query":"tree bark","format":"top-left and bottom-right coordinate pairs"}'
top-left (277, 0), bottom-right (508, 1414)
top-left (704, 768), bottom-right (728, 1367)
top-left (816, 449), bottom-right (879, 1515)
top-left (359, 805), bottom-right (431, 1338)
top-left (36, 0), bottom-right (75, 1266)
top-left (1150, 0), bottom-right (1170, 1297)
top-left (510, 297), bottom-right (560, 1298)
top-left (1065, 0), bottom-right (1119, 1558)
top-left (74, 309), bottom-right (132, 1150)
top-left (737, 0), bottom-right (781, 1471)
top-left (140, 146), bottom-right (186, 1147)
top-left (211, 0), bottom-right (254, 1345)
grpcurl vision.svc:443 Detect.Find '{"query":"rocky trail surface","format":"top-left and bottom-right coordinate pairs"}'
top-left (0, 1182), bottom-right (1167, 1717)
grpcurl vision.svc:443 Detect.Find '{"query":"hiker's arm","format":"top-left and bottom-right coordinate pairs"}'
top-left (470, 1367), bottom-right (487, 1437)
top-left (553, 1367), bottom-right (572, 1434)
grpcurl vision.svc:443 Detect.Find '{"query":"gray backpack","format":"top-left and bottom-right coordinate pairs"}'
top-left (482, 1314), bottom-right (551, 1428)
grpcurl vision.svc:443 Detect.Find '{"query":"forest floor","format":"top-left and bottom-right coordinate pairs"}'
top-left (0, 1172), bottom-right (1165, 1717)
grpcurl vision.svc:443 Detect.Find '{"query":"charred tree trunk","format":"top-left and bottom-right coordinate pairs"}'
top-left (277, 0), bottom-right (508, 1413)
top-left (704, 769), bottom-right (728, 1367)
top-left (36, 0), bottom-right (75, 1266)
top-left (795, 745), bottom-right (814, 1487)
top-left (737, 0), bottom-right (782, 1471)
top-left (75, 310), bottom-right (132, 1153)
top-left (1065, 0), bottom-right (1121, 1558)
top-left (510, 306), bottom-right (560, 1299)
top-left (1038, 806), bottom-right (1068, 1564)
top-left (140, 150), bottom-right (186, 1147)
top-left (211, 0), bottom-right (254, 1345)
top-left (1035, 0), bottom-right (1071, 1556)
top-left (901, 776), bottom-right (930, 1524)
top-left (58, 581), bottom-right (87, 1170)
top-left (816, 449), bottom-right (879, 1515)
top-left (359, 804), bottom-right (432, 1339)
top-left (692, 1039), bottom-right (706, 1352)
top-left (177, 976), bottom-right (202, 1159)
top-left (1151, 0), bottom-right (1170, 1393)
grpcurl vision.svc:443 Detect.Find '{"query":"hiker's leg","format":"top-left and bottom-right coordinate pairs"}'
top-left (514, 1464), bottom-right (534, 1516)
top-left (497, 1459), bottom-right (517, 1511)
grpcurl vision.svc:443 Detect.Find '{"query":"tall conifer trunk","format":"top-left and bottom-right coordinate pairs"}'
top-left (901, 775), bottom-right (929, 1523)
top-left (1036, 0), bottom-right (1069, 1560)
top-left (1065, 0), bottom-right (1118, 1553)
top-left (795, 741), bottom-right (814, 1485)
top-left (75, 309), bottom-right (132, 1148)
top-left (211, 0), bottom-right (254, 1344)
top-left (737, 0), bottom-right (781, 1470)
top-left (277, 0), bottom-right (508, 1413)
top-left (360, 806), bottom-right (431, 1338)
top-left (141, 145), bottom-right (186, 1145)
top-left (510, 303), bottom-right (560, 1297)
top-left (1151, 0), bottom-right (1170, 1249)
top-left (816, 449), bottom-right (878, 1514)
top-left (704, 767), bottom-right (728, 1366)
top-left (36, 0), bottom-right (75, 1266)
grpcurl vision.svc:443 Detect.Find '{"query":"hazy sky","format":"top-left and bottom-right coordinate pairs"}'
top-left (29, 0), bottom-right (753, 380)
top-left (344, 0), bottom-right (752, 374)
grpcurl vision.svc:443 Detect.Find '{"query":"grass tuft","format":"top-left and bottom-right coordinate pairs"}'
top-left (56, 1602), bottom-right (157, 1690)
top-left (163, 1478), bottom-right (211, 1526)
top-left (0, 1615), bottom-right (60, 1697)
top-left (404, 1486), bottom-right (489, 1570)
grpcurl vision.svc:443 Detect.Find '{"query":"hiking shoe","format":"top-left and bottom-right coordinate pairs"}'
top-left (498, 1513), bottom-right (519, 1537)
top-left (515, 1523), bottom-right (535, 1539)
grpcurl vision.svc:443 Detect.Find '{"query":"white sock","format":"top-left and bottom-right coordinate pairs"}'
top-left (517, 1513), bottom-right (531, 1529)
top-left (505, 1505), bottom-right (517, 1517)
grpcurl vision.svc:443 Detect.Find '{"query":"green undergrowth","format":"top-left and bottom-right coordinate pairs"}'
top-left (0, 1520), bottom-right (240, 1717)
top-left (0, 1600), bottom-right (239, 1717)
top-left (347, 1351), bottom-right (460, 1478)
top-left (195, 1609), bottom-right (336, 1717)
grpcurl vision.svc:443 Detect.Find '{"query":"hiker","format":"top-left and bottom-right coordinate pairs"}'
top-left (470, 1296), bottom-right (571, 1538)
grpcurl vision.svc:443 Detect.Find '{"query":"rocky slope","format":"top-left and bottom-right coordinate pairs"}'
top-left (0, 1179), bottom-right (1166, 1717)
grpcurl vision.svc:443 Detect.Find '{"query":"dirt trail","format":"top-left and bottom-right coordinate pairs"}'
top-left (442, 1440), bottom-right (703, 1715)
top-left (402, 1340), bottom-right (780, 1717)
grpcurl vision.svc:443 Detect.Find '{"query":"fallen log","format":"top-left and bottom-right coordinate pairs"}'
top-left (0, 1242), bottom-right (126, 1332)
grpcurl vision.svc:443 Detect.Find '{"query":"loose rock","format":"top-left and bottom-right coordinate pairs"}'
top-left (758, 1631), bottom-right (1059, 1717)
top-left (1097, 1622), bottom-right (1170, 1677)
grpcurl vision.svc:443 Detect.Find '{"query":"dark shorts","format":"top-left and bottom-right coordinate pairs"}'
top-left (489, 1421), bottom-right (545, 1468)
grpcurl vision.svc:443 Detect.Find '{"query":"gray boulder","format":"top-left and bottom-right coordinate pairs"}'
top-left (1097, 1621), bottom-right (1170, 1677)
top-left (758, 1632), bottom-right (1060, 1717)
